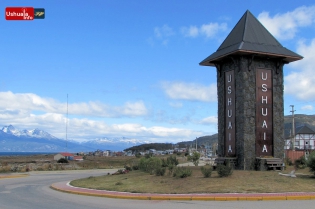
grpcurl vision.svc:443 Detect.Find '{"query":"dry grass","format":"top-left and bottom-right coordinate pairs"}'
top-left (0, 154), bottom-right (189, 172)
top-left (70, 166), bottom-right (315, 194)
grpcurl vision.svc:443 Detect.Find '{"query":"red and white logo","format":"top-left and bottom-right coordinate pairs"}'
top-left (5, 7), bottom-right (34, 20)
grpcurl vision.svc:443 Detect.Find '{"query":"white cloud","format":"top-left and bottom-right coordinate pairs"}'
top-left (161, 82), bottom-right (217, 102)
top-left (198, 116), bottom-right (218, 125)
top-left (153, 24), bottom-right (175, 45)
top-left (181, 22), bottom-right (227, 38)
top-left (301, 105), bottom-right (313, 111)
top-left (258, 6), bottom-right (315, 40)
top-left (154, 24), bottom-right (174, 38)
top-left (0, 91), bottom-right (147, 118)
top-left (169, 102), bottom-right (183, 108)
top-left (285, 38), bottom-right (315, 100)
top-left (0, 111), bottom-right (202, 142)
top-left (181, 26), bottom-right (199, 37)
top-left (0, 91), bottom-right (205, 142)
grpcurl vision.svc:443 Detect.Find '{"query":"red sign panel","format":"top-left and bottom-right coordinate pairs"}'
top-left (225, 70), bottom-right (236, 157)
top-left (256, 68), bottom-right (273, 157)
top-left (5, 7), bottom-right (34, 20)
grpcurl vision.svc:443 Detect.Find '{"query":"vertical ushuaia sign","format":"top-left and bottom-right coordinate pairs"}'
top-left (225, 70), bottom-right (235, 157)
top-left (256, 68), bottom-right (273, 157)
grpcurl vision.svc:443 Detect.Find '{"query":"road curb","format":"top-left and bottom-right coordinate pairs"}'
top-left (50, 182), bottom-right (315, 201)
top-left (0, 174), bottom-right (29, 179)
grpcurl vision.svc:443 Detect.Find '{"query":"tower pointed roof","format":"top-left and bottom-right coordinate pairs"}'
top-left (200, 10), bottom-right (303, 66)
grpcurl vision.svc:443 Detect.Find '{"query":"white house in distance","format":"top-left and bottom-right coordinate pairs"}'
top-left (54, 152), bottom-right (74, 161)
top-left (284, 124), bottom-right (315, 150)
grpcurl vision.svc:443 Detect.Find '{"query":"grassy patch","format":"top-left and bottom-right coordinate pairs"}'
top-left (70, 166), bottom-right (315, 194)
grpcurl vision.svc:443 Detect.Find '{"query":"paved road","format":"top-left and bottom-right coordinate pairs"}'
top-left (1, 169), bottom-right (315, 209)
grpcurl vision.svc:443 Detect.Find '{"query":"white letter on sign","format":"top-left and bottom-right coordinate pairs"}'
top-left (262, 84), bottom-right (267, 92)
top-left (262, 145), bottom-right (268, 152)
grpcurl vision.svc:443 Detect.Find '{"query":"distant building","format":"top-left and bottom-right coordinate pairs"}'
top-left (73, 156), bottom-right (84, 161)
top-left (54, 152), bottom-right (74, 161)
top-left (285, 124), bottom-right (315, 150)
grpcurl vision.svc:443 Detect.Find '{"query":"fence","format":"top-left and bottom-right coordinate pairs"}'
top-left (285, 150), bottom-right (305, 162)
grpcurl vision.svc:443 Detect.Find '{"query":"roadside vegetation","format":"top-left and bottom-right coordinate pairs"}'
top-left (70, 164), bottom-right (315, 194)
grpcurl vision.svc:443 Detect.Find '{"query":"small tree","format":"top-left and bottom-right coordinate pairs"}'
top-left (188, 152), bottom-right (200, 166)
top-left (162, 155), bottom-right (179, 175)
top-left (307, 151), bottom-right (315, 175)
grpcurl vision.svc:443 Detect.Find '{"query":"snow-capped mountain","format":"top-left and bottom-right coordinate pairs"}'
top-left (0, 125), bottom-right (144, 152)
top-left (2, 125), bottom-right (57, 139)
top-left (80, 137), bottom-right (143, 151)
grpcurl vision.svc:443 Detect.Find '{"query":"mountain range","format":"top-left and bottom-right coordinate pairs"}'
top-left (0, 125), bottom-right (142, 152)
top-left (1, 114), bottom-right (314, 153)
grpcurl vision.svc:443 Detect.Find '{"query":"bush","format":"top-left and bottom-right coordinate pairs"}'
top-left (144, 153), bottom-right (153, 158)
top-left (284, 158), bottom-right (293, 166)
top-left (162, 155), bottom-right (179, 167)
top-left (307, 152), bottom-right (315, 175)
top-left (155, 167), bottom-right (166, 176)
top-left (201, 166), bottom-right (212, 178)
top-left (217, 164), bottom-right (233, 177)
top-left (139, 157), bottom-right (162, 175)
top-left (295, 156), bottom-right (307, 169)
top-left (124, 165), bottom-right (132, 171)
top-left (173, 167), bottom-right (192, 178)
top-left (57, 158), bottom-right (69, 163)
top-left (132, 165), bottom-right (139, 170)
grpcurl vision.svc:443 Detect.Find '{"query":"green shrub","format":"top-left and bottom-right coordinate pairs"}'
top-left (57, 158), bottom-right (69, 163)
top-left (132, 165), bottom-right (139, 170)
top-left (173, 167), bottom-right (192, 178)
top-left (201, 166), bottom-right (212, 178)
top-left (217, 164), bottom-right (233, 177)
top-left (168, 164), bottom-right (175, 175)
top-left (295, 156), bottom-right (307, 169)
top-left (307, 152), bottom-right (315, 175)
top-left (162, 155), bottom-right (179, 167)
top-left (144, 153), bottom-right (153, 158)
top-left (155, 167), bottom-right (166, 176)
top-left (139, 157), bottom-right (162, 175)
top-left (124, 165), bottom-right (132, 171)
top-left (284, 157), bottom-right (293, 166)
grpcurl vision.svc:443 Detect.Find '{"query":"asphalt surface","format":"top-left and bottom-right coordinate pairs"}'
top-left (1, 170), bottom-right (315, 209)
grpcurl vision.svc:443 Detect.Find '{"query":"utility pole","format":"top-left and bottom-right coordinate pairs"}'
top-left (66, 94), bottom-right (69, 151)
top-left (290, 105), bottom-right (295, 151)
top-left (196, 137), bottom-right (197, 151)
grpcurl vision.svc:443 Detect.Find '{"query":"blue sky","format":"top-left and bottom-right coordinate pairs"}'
top-left (1, 0), bottom-right (315, 144)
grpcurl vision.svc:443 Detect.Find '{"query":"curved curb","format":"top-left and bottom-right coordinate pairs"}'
top-left (50, 182), bottom-right (315, 201)
top-left (0, 174), bottom-right (29, 179)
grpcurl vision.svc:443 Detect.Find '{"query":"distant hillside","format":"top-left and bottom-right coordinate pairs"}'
top-left (284, 114), bottom-right (315, 131)
top-left (178, 134), bottom-right (218, 147)
top-left (125, 114), bottom-right (315, 152)
top-left (124, 135), bottom-right (218, 152)
top-left (124, 143), bottom-right (173, 152)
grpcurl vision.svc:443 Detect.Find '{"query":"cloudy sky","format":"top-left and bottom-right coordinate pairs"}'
top-left (1, 0), bottom-right (315, 144)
